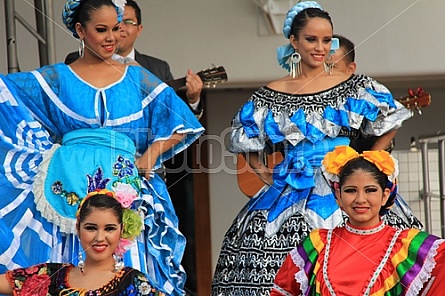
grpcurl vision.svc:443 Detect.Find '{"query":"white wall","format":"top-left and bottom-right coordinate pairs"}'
top-left (392, 149), bottom-right (443, 238)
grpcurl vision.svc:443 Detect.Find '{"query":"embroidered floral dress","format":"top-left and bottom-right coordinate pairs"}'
top-left (211, 74), bottom-right (422, 295)
top-left (271, 223), bottom-right (445, 296)
top-left (0, 63), bottom-right (204, 295)
top-left (6, 263), bottom-right (164, 296)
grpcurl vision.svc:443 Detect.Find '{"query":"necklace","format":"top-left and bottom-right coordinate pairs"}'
top-left (345, 222), bottom-right (385, 235)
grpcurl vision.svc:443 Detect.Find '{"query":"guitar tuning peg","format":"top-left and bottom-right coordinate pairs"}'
top-left (416, 107), bottom-right (422, 115)
top-left (407, 88), bottom-right (415, 97)
top-left (416, 87), bottom-right (424, 97)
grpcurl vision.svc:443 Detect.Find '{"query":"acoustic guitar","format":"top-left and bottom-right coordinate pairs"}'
top-left (236, 151), bottom-right (283, 198)
top-left (166, 66), bottom-right (227, 90)
top-left (236, 88), bottom-right (432, 198)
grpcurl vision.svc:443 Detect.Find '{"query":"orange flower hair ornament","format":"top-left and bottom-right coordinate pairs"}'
top-left (321, 145), bottom-right (398, 184)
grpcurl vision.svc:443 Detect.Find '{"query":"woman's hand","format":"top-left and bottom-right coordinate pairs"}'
top-left (245, 152), bottom-right (274, 185)
top-left (185, 69), bottom-right (203, 104)
top-left (135, 133), bottom-right (186, 180)
top-left (258, 169), bottom-right (274, 186)
top-left (135, 146), bottom-right (157, 180)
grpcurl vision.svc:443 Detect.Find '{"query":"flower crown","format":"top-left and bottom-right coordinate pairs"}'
top-left (62, 0), bottom-right (127, 38)
top-left (77, 188), bottom-right (143, 256)
top-left (322, 145), bottom-right (399, 184)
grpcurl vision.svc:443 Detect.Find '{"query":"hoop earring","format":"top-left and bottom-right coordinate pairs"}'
top-left (113, 254), bottom-right (124, 272)
top-left (289, 51), bottom-right (302, 78)
top-left (78, 251), bottom-right (85, 273)
top-left (78, 39), bottom-right (85, 58)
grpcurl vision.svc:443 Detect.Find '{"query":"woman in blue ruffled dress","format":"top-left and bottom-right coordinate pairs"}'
top-left (211, 2), bottom-right (421, 295)
top-left (0, 0), bottom-right (203, 295)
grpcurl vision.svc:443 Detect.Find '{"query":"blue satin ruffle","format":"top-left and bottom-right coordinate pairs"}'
top-left (265, 111), bottom-right (285, 143)
top-left (239, 101), bottom-right (261, 138)
top-left (238, 85), bottom-right (399, 146)
top-left (248, 154), bottom-right (314, 223)
top-left (290, 109), bottom-right (307, 135)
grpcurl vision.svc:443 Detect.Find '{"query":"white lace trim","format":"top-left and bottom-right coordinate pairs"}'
top-left (33, 143), bottom-right (77, 234)
top-left (362, 229), bottom-right (402, 296)
top-left (272, 284), bottom-right (294, 296)
top-left (290, 244), bottom-right (310, 295)
top-left (322, 230), bottom-right (336, 295)
top-left (406, 238), bottom-right (445, 296)
top-left (288, 230), bottom-right (444, 296)
top-left (345, 222), bottom-right (385, 235)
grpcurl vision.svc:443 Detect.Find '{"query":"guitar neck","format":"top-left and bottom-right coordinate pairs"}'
top-left (166, 77), bottom-right (186, 90)
top-left (165, 66), bottom-right (227, 91)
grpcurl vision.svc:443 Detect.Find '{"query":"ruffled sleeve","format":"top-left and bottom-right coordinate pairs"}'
top-left (145, 84), bottom-right (205, 166)
top-left (421, 241), bottom-right (445, 295)
top-left (271, 252), bottom-right (301, 295)
top-left (228, 76), bottom-right (411, 154)
top-left (396, 229), bottom-right (445, 295)
top-left (354, 79), bottom-right (412, 137)
top-left (271, 229), bottom-right (326, 295)
top-left (4, 65), bottom-right (64, 136)
top-left (135, 67), bottom-right (205, 169)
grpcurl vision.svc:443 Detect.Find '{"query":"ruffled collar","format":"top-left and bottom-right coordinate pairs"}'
top-left (345, 221), bottom-right (385, 235)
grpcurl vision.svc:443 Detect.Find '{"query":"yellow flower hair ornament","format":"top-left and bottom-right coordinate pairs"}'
top-left (322, 145), bottom-right (398, 183)
top-left (361, 150), bottom-right (398, 182)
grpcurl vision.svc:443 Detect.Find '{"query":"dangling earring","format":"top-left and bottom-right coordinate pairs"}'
top-left (78, 251), bottom-right (85, 273)
top-left (324, 62), bottom-right (333, 75)
top-left (113, 254), bottom-right (124, 272)
top-left (324, 54), bottom-right (333, 75)
top-left (78, 39), bottom-right (85, 58)
top-left (288, 51), bottom-right (302, 78)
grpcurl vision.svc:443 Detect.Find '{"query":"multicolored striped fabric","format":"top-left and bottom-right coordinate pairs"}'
top-left (286, 226), bottom-right (444, 295)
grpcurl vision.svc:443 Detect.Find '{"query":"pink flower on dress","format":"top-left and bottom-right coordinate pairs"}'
top-left (112, 183), bottom-right (138, 208)
top-left (24, 265), bottom-right (40, 274)
top-left (20, 274), bottom-right (50, 296)
top-left (114, 238), bottom-right (133, 257)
